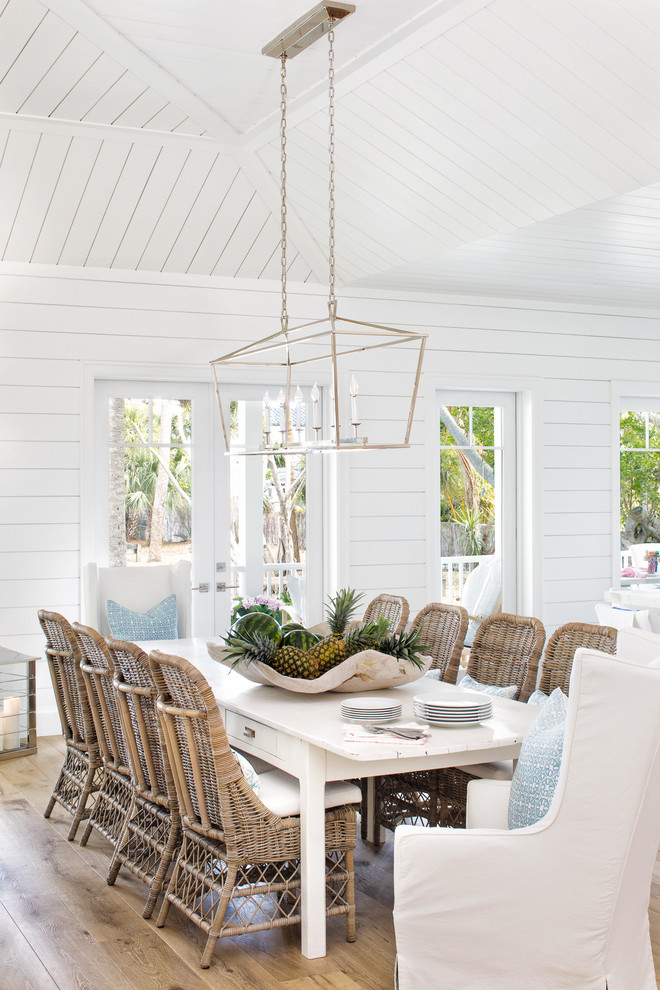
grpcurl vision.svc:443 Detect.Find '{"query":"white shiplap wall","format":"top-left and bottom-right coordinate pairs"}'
top-left (3, 262), bottom-right (660, 731)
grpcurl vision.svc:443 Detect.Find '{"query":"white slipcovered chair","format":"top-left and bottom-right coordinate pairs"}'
top-left (459, 556), bottom-right (501, 647)
top-left (393, 647), bottom-right (660, 989)
top-left (83, 560), bottom-right (192, 637)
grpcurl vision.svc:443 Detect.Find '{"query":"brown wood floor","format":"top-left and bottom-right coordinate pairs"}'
top-left (0, 737), bottom-right (658, 990)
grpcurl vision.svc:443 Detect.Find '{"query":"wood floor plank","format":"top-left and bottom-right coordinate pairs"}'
top-left (0, 903), bottom-right (61, 990)
top-left (0, 738), bottom-right (657, 989)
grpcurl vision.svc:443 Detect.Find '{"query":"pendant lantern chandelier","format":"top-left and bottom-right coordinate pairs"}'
top-left (211, 2), bottom-right (427, 455)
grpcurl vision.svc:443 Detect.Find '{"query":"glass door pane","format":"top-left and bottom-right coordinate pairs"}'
top-left (437, 391), bottom-right (516, 618)
top-left (95, 381), bottom-right (215, 637)
top-left (228, 397), bottom-right (310, 625)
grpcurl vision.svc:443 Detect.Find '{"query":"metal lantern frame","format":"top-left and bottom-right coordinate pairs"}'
top-left (211, 315), bottom-right (427, 454)
top-left (210, 2), bottom-right (428, 456)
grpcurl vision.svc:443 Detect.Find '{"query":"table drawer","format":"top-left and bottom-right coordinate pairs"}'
top-left (226, 710), bottom-right (277, 757)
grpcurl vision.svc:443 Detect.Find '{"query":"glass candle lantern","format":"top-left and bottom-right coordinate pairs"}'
top-left (0, 646), bottom-right (37, 761)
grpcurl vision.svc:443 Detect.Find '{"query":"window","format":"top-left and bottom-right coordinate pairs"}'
top-left (620, 406), bottom-right (660, 554)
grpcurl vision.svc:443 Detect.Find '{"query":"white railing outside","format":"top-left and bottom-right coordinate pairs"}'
top-left (621, 549), bottom-right (633, 570)
top-left (440, 555), bottom-right (484, 603)
top-left (263, 562), bottom-right (307, 599)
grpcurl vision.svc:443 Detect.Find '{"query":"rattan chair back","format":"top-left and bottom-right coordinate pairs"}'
top-left (411, 602), bottom-right (468, 682)
top-left (363, 594), bottom-right (409, 634)
top-left (38, 610), bottom-right (96, 749)
top-left (72, 622), bottom-right (131, 774)
top-left (107, 637), bottom-right (176, 809)
top-left (148, 649), bottom-right (282, 843)
top-left (538, 621), bottom-right (617, 696)
top-left (467, 611), bottom-right (546, 702)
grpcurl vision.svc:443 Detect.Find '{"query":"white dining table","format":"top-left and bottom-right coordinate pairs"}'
top-left (140, 637), bottom-right (537, 959)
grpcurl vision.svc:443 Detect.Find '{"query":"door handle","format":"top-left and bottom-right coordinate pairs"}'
top-left (191, 583), bottom-right (210, 593)
top-left (216, 582), bottom-right (240, 592)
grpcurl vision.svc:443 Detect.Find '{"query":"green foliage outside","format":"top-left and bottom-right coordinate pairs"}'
top-left (122, 399), bottom-right (191, 542)
top-left (620, 411), bottom-right (660, 543)
top-left (440, 405), bottom-right (496, 556)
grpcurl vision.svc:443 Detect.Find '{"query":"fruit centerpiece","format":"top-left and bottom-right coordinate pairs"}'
top-left (207, 589), bottom-right (433, 693)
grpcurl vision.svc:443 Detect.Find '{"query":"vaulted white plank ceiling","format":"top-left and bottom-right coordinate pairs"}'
top-left (1, 0), bottom-right (659, 306)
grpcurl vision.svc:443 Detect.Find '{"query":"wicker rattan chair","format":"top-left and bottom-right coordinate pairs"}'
top-left (412, 602), bottom-right (469, 682)
top-left (105, 636), bottom-right (182, 919)
top-left (363, 594), bottom-right (409, 634)
top-left (538, 621), bottom-right (617, 695)
top-left (149, 648), bottom-right (358, 968)
top-left (72, 622), bottom-right (134, 853)
top-left (365, 603), bottom-right (468, 840)
top-left (38, 609), bottom-right (103, 841)
top-left (374, 611), bottom-right (546, 839)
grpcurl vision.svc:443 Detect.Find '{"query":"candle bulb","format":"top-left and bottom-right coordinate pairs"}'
top-left (277, 389), bottom-right (286, 439)
top-left (263, 390), bottom-right (271, 435)
top-left (311, 381), bottom-right (320, 428)
top-left (3, 696), bottom-right (20, 750)
top-left (350, 375), bottom-right (359, 425)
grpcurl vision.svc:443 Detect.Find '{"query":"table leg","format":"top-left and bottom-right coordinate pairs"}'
top-left (299, 743), bottom-right (327, 959)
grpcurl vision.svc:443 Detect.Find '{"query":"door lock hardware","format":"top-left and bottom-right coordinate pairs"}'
top-left (216, 582), bottom-right (240, 592)
top-left (191, 583), bottom-right (210, 593)
top-left (216, 562), bottom-right (226, 572)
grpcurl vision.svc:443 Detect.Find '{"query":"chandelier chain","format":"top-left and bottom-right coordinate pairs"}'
top-left (328, 23), bottom-right (337, 320)
top-left (280, 53), bottom-right (288, 333)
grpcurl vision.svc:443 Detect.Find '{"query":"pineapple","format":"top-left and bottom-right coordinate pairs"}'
top-left (303, 587), bottom-right (365, 676)
top-left (271, 645), bottom-right (318, 679)
top-left (307, 635), bottom-right (348, 677)
top-left (224, 630), bottom-right (278, 670)
top-left (326, 587), bottom-right (364, 635)
top-left (376, 627), bottom-right (425, 669)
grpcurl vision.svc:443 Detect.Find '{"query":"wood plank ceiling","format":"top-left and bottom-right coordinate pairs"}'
top-left (0, 0), bottom-right (659, 306)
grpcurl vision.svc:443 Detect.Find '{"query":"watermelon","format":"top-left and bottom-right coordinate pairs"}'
top-left (232, 611), bottom-right (282, 644)
top-left (281, 628), bottom-right (320, 650)
top-left (280, 621), bottom-right (306, 634)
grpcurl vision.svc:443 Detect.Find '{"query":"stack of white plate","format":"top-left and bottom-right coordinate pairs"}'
top-left (341, 696), bottom-right (403, 723)
top-left (413, 691), bottom-right (493, 726)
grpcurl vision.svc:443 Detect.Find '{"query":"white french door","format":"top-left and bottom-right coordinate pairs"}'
top-left (93, 380), bottom-right (218, 636)
top-left (91, 377), bottom-right (324, 637)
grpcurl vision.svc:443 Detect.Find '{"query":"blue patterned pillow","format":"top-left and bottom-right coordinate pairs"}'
top-left (231, 749), bottom-right (261, 794)
top-left (508, 687), bottom-right (567, 829)
top-left (106, 594), bottom-right (178, 641)
top-left (461, 673), bottom-right (518, 699)
top-left (527, 689), bottom-right (549, 706)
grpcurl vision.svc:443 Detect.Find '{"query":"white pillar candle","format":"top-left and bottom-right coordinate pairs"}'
top-left (350, 375), bottom-right (359, 424)
top-left (3, 696), bottom-right (20, 750)
top-left (294, 385), bottom-right (303, 429)
top-left (263, 390), bottom-right (271, 433)
top-left (277, 389), bottom-right (286, 438)
top-left (311, 382), bottom-right (320, 428)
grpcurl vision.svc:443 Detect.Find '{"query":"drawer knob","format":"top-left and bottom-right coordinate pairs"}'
top-left (243, 726), bottom-right (256, 738)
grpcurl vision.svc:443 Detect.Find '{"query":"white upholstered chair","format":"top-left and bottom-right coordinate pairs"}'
top-left (83, 560), bottom-right (192, 637)
top-left (393, 647), bottom-right (660, 990)
top-left (459, 556), bottom-right (501, 646)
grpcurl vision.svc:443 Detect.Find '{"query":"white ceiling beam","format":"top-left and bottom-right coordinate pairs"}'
top-left (0, 111), bottom-right (228, 151)
top-left (240, 0), bottom-right (494, 152)
top-left (44, 0), bottom-right (240, 144)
